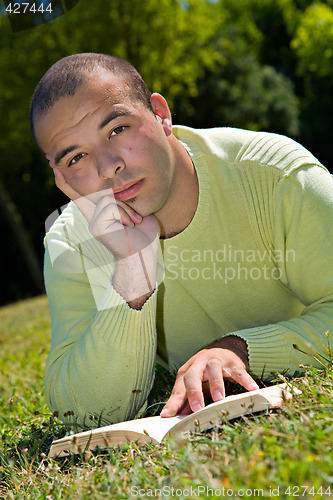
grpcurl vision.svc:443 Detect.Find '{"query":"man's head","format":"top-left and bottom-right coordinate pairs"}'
top-left (30, 53), bottom-right (181, 219)
top-left (30, 53), bottom-right (153, 147)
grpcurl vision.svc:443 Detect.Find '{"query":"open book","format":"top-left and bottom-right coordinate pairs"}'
top-left (49, 383), bottom-right (294, 457)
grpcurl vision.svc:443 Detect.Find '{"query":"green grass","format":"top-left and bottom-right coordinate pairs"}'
top-left (1, 296), bottom-right (333, 499)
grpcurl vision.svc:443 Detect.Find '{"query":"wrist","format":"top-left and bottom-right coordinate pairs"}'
top-left (112, 250), bottom-right (156, 308)
top-left (208, 335), bottom-right (249, 369)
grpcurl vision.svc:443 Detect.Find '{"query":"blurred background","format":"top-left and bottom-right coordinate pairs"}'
top-left (0, 0), bottom-right (332, 306)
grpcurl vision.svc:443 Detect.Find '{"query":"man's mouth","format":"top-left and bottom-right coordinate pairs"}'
top-left (113, 179), bottom-right (144, 201)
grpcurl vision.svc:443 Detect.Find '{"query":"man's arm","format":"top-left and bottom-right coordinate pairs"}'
top-left (162, 162), bottom-right (333, 417)
top-left (43, 225), bottom-right (159, 427)
top-left (43, 170), bottom-right (161, 426)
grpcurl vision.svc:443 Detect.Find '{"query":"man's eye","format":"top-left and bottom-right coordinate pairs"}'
top-left (69, 153), bottom-right (86, 166)
top-left (110, 126), bottom-right (126, 137)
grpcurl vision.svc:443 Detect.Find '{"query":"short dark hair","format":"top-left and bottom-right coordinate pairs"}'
top-left (30, 53), bottom-right (153, 145)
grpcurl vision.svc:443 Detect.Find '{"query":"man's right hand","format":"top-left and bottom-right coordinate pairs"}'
top-left (54, 168), bottom-right (160, 308)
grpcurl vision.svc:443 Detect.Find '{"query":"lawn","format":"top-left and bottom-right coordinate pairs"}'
top-left (0, 295), bottom-right (332, 499)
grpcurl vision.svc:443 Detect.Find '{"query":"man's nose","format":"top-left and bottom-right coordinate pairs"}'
top-left (96, 149), bottom-right (125, 179)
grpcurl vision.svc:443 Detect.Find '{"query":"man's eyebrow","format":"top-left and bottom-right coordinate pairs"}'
top-left (55, 145), bottom-right (79, 165)
top-left (98, 109), bottom-right (131, 130)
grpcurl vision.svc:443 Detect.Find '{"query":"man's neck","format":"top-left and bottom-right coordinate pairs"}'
top-left (155, 136), bottom-right (199, 239)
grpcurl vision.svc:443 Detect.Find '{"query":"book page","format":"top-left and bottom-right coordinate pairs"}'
top-left (49, 414), bottom-right (187, 457)
top-left (88, 415), bottom-right (186, 443)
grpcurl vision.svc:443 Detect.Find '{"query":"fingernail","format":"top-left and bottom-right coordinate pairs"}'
top-left (191, 401), bottom-right (203, 412)
top-left (213, 391), bottom-right (223, 401)
top-left (135, 212), bottom-right (142, 221)
top-left (160, 407), bottom-right (169, 417)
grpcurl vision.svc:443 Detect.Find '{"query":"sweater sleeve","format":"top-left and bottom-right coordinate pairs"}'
top-left (43, 212), bottom-right (158, 428)
top-left (230, 164), bottom-right (333, 378)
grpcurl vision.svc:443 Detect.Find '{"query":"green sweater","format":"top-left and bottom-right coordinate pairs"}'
top-left (43, 126), bottom-right (333, 426)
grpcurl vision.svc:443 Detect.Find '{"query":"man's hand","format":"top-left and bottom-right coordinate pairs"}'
top-left (54, 169), bottom-right (160, 308)
top-left (160, 336), bottom-right (259, 417)
top-left (54, 169), bottom-right (159, 256)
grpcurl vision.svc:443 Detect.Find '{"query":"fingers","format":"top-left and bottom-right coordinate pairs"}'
top-left (94, 195), bottom-right (143, 226)
top-left (160, 359), bottom-right (221, 417)
top-left (137, 214), bottom-right (160, 235)
top-left (180, 358), bottom-right (227, 413)
top-left (222, 364), bottom-right (259, 392)
top-left (205, 358), bottom-right (225, 401)
top-left (160, 347), bottom-right (259, 418)
top-left (54, 168), bottom-right (142, 226)
top-left (182, 362), bottom-right (206, 413)
top-left (160, 376), bottom-right (188, 418)
top-left (90, 196), bottom-right (141, 232)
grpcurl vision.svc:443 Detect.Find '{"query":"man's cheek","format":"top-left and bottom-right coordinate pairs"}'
top-left (55, 169), bottom-right (82, 195)
top-left (60, 168), bottom-right (84, 188)
top-left (69, 174), bottom-right (103, 202)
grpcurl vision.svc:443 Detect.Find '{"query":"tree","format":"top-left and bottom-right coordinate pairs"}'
top-left (175, 0), bottom-right (300, 136)
top-left (290, 2), bottom-right (333, 163)
top-left (291, 2), bottom-right (333, 78)
top-left (178, 53), bottom-right (300, 137)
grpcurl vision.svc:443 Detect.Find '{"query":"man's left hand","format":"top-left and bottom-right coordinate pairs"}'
top-left (160, 336), bottom-right (259, 417)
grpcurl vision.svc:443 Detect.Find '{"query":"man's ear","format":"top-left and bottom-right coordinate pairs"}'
top-left (150, 93), bottom-right (172, 136)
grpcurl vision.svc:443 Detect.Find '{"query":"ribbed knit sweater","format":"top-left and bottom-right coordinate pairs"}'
top-left (43, 126), bottom-right (333, 426)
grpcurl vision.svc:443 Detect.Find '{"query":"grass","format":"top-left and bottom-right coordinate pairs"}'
top-left (0, 295), bottom-right (333, 499)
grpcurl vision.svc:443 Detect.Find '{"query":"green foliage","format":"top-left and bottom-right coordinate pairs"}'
top-left (1, 296), bottom-right (333, 498)
top-left (288, 1), bottom-right (333, 162)
top-left (291, 2), bottom-right (333, 78)
top-left (177, 53), bottom-right (300, 136)
top-left (174, 0), bottom-right (300, 135)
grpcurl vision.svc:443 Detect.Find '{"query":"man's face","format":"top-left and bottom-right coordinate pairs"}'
top-left (34, 70), bottom-right (175, 217)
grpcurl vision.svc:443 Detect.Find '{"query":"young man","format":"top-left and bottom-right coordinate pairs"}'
top-left (31, 53), bottom-right (333, 427)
